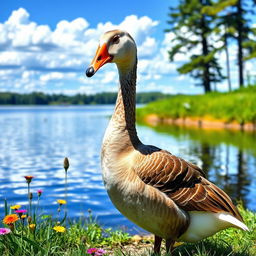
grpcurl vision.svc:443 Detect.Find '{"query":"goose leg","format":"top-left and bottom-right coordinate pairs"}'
top-left (166, 239), bottom-right (174, 255)
top-left (154, 235), bottom-right (162, 254)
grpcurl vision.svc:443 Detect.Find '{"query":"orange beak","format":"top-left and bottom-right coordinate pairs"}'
top-left (86, 43), bottom-right (113, 77)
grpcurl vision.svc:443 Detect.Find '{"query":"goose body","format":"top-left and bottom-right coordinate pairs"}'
top-left (86, 30), bottom-right (248, 254)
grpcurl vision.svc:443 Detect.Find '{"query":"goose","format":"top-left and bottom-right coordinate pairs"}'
top-left (85, 30), bottom-right (248, 255)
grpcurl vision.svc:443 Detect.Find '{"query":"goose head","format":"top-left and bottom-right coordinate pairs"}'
top-left (86, 30), bottom-right (137, 77)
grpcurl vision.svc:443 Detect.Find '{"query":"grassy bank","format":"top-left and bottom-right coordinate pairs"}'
top-left (1, 159), bottom-right (255, 256)
top-left (137, 86), bottom-right (256, 125)
top-left (1, 202), bottom-right (255, 255)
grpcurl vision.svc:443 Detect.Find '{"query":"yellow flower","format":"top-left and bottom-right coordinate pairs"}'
top-left (3, 214), bottom-right (19, 225)
top-left (57, 199), bottom-right (67, 205)
top-left (10, 205), bottom-right (21, 210)
top-left (21, 215), bottom-right (27, 219)
top-left (29, 224), bottom-right (36, 231)
top-left (53, 226), bottom-right (66, 233)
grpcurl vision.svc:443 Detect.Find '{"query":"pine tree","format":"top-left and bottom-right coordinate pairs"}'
top-left (166, 0), bottom-right (225, 93)
top-left (203, 0), bottom-right (256, 88)
top-left (202, 0), bottom-right (238, 91)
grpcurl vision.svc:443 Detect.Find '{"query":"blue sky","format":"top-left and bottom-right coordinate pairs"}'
top-left (1, 0), bottom-right (172, 36)
top-left (0, 0), bottom-right (254, 95)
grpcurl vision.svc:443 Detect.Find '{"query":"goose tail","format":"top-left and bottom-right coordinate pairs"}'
top-left (218, 212), bottom-right (249, 231)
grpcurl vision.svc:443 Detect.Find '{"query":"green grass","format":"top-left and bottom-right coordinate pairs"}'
top-left (1, 203), bottom-right (131, 255)
top-left (1, 201), bottom-right (255, 255)
top-left (1, 159), bottom-right (255, 256)
top-left (137, 86), bottom-right (256, 124)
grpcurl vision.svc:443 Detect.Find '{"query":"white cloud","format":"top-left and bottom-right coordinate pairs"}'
top-left (6, 8), bottom-right (30, 25)
top-left (2, 7), bottom-right (247, 95)
top-left (40, 72), bottom-right (64, 82)
top-left (0, 8), bottom-right (173, 94)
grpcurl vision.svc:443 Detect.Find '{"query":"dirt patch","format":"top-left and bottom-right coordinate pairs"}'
top-left (105, 235), bottom-right (184, 255)
top-left (144, 114), bottom-right (256, 132)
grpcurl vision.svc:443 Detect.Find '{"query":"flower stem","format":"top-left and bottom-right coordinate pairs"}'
top-left (27, 183), bottom-right (31, 215)
top-left (64, 170), bottom-right (68, 225)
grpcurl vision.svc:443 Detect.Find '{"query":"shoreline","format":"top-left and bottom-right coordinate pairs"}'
top-left (144, 114), bottom-right (256, 132)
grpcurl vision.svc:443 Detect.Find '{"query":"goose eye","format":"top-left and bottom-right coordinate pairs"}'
top-left (112, 35), bottom-right (120, 44)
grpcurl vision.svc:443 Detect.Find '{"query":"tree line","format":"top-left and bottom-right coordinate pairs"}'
top-left (0, 92), bottom-right (171, 105)
top-left (166, 0), bottom-right (256, 93)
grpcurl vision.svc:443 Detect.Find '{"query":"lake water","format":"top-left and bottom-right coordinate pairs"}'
top-left (0, 106), bottom-right (255, 233)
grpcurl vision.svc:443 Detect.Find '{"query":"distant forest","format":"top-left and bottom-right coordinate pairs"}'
top-left (0, 92), bottom-right (171, 105)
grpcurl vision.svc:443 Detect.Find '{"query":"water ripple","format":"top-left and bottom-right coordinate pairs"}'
top-left (0, 106), bottom-right (255, 233)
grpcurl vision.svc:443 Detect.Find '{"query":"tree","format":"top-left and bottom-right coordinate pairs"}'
top-left (203, 0), bottom-right (256, 88)
top-left (166, 0), bottom-right (225, 93)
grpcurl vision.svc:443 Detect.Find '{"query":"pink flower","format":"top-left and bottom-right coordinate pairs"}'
top-left (37, 190), bottom-right (43, 197)
top-left (15, 209), bottom-right (27, 218)
top-left (95, 249), bottom-right (106, 255)
top-left (15, 209), bottom-right (27, 214)
top-left (0, 228), bottom-right (11, 235)
top-left (87, 248), bottom-right (98, 254)
top-left (87, 248), bottom-right (106, 255)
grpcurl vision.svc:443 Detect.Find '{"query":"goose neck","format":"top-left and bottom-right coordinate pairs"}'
top-left (111, 61), bottom-right (140, 146)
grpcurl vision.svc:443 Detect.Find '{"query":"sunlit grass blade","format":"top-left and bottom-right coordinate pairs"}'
top-left (13, 233), bottom-right (47, 254)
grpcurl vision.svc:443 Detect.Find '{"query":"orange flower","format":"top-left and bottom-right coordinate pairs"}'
top-left (3, 214), bottom-right (19, 225)
top-left (24, 176), bottom-right (34, 184)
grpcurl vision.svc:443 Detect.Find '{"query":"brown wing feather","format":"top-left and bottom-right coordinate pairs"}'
top-left (135, 149), bottom-right (243, 222)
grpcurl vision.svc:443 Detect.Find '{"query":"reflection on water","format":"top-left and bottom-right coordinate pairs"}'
top-left (140, 124), bottom-right (256, 211)
top-left (0, 106), bottom-right (255, 232)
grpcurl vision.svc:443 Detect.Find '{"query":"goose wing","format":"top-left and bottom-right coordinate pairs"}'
top-left (135, 149), bottom-right (243, 221)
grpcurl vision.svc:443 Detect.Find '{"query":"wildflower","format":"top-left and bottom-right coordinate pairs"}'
top-left (15, 209), bottom-right (27, 218)
top-left (0, 228), bottom-right (11, 235)
top-left (87, 248), bottom-right (98, 254)
top-left (29, 224), bottom-right (36, 231)
top-left (21, 214), bottom-right (27, 219)
top-left (87, 248), bottom-right (106, 255)
top-left (3, 214), bottom-right (19, 225)
top-left (24, 176), bottom-right (34, 184)
top-left (15, 209), bottom-right (27, 214)
top-left (95, 249), bottom-right (106, 256)
top-left (53, 226), bottom-right (66, 233)
top-left (37, 189), bottom-right (43, 197)
top-left (63, 157), bottom-right (69, 172)
top-left (10, 205), bottom-right (21, 210)
top-left (57, 199), bottom-right (67, 206)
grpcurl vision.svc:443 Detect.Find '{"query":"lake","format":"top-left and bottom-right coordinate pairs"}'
top-left (0, 106), bottom-right (255, 233)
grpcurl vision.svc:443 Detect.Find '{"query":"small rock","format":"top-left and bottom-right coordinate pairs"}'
top-left (131, 235), bottom-right (142, 243)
